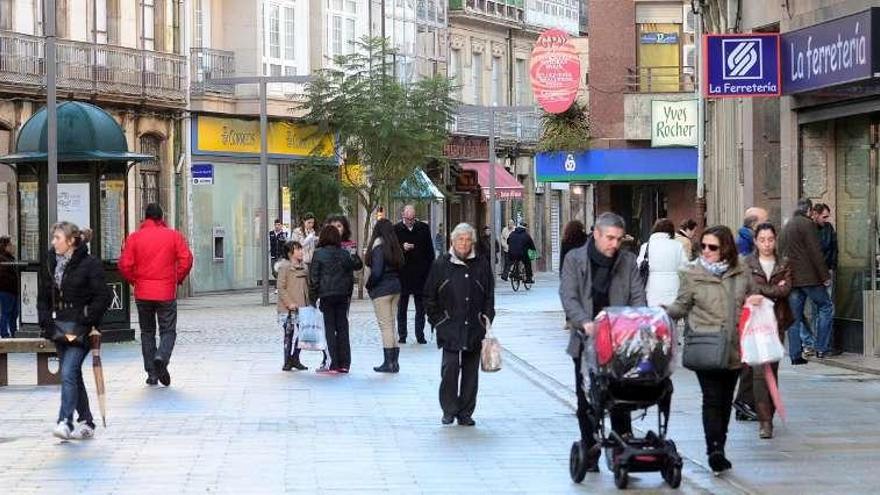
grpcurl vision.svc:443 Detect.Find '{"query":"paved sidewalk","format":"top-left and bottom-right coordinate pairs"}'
top-left (0, 287), bottom-right (715, 494)
top-left (495, 272), bottom-right (880, 495)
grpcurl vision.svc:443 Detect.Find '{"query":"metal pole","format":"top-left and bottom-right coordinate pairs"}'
top-left (488, 107), bottom-right (496, 279)
top-left (696, 6), bottom-right (705, 201)
top-left (46, 0), bottom-right (58, 228)
top-left (260, 81), bottom-right (270, 306)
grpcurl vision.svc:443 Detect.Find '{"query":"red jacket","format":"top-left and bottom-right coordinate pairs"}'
top-left (118, 219), bottom-right (194, 301)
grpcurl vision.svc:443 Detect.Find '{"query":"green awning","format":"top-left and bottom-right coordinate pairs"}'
top-left (396, 169), bottom-right (444, 201)
top-left (0, 101), bottom-right (153, 164)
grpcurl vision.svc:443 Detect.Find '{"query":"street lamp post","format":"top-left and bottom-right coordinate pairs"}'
top-left (460, 104), bottom-right (535, 279)
top-left (207, 75), bottom-right (313, 306)
top-left (45, 0), bottom-right (58, 228)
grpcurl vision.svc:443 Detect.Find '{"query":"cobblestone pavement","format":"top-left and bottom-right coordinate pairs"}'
top-left (1, 274), bottom-right (877, 494)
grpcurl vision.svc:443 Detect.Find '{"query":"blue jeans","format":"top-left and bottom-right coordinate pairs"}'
top-left (788, 286), bottom-right (834, 358)
top-left (0, 291), bottom-right (17, 338)
top-left (56, 342), bottom-right (93, 427)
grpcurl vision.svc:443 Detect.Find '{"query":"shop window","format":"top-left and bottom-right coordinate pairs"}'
top-left (0, 0), bottom-right (12, 30)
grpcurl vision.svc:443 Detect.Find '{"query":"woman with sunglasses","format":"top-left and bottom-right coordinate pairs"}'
top-left (664, 225), bottom-right (759, 475)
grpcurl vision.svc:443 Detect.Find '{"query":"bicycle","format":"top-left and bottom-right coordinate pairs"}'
top-left (508, 259), bottom-right (532, 292)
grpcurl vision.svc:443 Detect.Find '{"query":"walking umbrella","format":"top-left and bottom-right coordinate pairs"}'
top-left (88, 328), bottom-right (107, 427)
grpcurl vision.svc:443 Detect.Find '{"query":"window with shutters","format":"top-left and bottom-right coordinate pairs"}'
top-left (139, 135), bottom-right (163, 214)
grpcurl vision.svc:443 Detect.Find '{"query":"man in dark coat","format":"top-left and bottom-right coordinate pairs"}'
top-left (424, 223), bottom-right (494, 426)
top-left (394, 205), bottom-right (435, 344)
top-left (269, 219), bottom-right (288, 267)
top-left (780, 198), bottom-right (833, 362)
top-left (559, 212), bottom-right (647, 471)
top-left (503, 223), bottom-right (536, 284)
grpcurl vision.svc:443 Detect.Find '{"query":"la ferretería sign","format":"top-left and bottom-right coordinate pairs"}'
top-left (704, 33), bottom-right (781, 98)
top-left (781, 8), bottom-right (880, 94)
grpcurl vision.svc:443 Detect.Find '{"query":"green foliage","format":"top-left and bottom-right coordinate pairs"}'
top-left (537, 101), bottom-right (590, 153)
top-left (300, 37), bottom-right (456, 244)
top-left (290, 161), bottom-right (342, 225)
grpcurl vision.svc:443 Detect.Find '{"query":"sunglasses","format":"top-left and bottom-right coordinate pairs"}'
top-left (700, 243), bottom-right (720, 252)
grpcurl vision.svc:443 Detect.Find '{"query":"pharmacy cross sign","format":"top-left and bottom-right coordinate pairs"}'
top-left (704, 33), bottom-right (781, 98)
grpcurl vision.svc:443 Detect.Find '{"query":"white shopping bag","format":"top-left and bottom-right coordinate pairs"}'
top-left (740, 299), bottom-right (785, 366)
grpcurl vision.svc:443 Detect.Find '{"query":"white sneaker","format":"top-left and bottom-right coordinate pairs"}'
top-left (52, 421), bottom-right (72, 440)
top-left (70, 422), bottom-right (95, 440)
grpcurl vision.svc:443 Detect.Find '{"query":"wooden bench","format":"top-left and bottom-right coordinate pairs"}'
top-left (0, 338), bottom-right (61, 386)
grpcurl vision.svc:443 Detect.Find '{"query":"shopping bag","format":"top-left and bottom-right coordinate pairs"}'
top-left (527, 249), bottom-right (539, 261)
top-left (739, 299), bottom-right (784, 366)
top-left (480, 315), bottom-right (501, 372)
top-left (297, 306), bottom-right (327, 351)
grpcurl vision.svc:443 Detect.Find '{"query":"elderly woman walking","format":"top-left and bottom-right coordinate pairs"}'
top-left (664, 225), bottom-right (758, 474)
top-left (39, 222), bottom-right (110, 440)
top-left (424, 223), bottom-right (495, 426)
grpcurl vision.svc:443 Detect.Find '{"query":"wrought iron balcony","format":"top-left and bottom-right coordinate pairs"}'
top-left (625, 65), bottom-right (696, 93)
top-left (190, 47), bottom-right (236, 95)
top-left (449, 0), bottom-right (524, 24)
top-left (450, 105), bottom-right (541, 144)
top-left (0, 30), bottom-right (186, 105)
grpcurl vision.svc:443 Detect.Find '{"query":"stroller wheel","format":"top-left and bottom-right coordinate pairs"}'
top-left (569, 441), bottom-right (588, 483)
top-left (613, 466), bottom-right (629, 490)
top-left (662, 460), bottom-right (682, 489)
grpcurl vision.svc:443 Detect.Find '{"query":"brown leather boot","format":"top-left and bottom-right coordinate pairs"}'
top-left (759, 421), bottom-right (773, 439)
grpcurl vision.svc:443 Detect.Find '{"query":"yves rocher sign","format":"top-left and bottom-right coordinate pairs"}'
top-left (529, 29), bottom-right (581, 114)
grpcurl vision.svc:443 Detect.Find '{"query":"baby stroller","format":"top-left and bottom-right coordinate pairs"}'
top-left (569, 307), bottom-right (682, 490)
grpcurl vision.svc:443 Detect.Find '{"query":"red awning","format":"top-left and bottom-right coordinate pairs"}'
top-left (460, 162), bottom-right (524, 201)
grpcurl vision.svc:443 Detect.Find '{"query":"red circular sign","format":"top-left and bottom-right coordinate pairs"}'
top-left (530, 29), bottom-right (581, 114)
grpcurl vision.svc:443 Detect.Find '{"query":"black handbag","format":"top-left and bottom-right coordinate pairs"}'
top-left (47, 283), bottom-right (87, 346)
top-left (681, 277), bottom-right (735, 371)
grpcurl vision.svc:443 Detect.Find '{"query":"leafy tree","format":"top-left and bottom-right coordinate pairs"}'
top-left (289, 160), bottom-right (342, 226)
top-left (300, 36), bottom-right (455, 251)
top-left (537, 101), bottom-right (590, 153)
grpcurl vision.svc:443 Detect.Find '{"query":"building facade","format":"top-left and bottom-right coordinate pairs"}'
top-left (0, 0), bottom-right (186, 262)
top-left (584, 0), bottom-right (697, 245)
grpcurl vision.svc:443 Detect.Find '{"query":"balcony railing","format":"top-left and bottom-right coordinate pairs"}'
top-left (449, 0), bottom-right (524, 23)
top-left (626, 66), bottom-right (696, 93)
top-left (0, 30), bottom-right (186, 104)
top-left (190, 47), bottom-right (235, 95)
top-left (450, 105), bottom-right (541, 143)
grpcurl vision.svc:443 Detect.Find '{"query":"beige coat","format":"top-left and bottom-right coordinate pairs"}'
top-left (277, 259), bottom-right (310, 314)
top-left (665, 260), bottom-right (754, 370)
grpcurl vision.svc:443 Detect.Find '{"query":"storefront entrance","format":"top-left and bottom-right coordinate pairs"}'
top-left (801, 114), bottom-right (880, 356)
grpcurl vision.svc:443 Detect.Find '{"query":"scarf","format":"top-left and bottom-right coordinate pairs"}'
top-left (699, 256), bottom-right (729, 277)
top-left (587, 240), bottom-right (616, 296)
top-left (54, 252), bottom-right (72, 287)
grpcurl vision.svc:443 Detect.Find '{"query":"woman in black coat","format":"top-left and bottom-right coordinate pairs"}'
top-left (424, 223), bottom-right (495, 426)
top-left (365, 218), bottom-right (404, 373)
top-left (309, 224), bottom-right (363, 374)
top-left (38, 222), bottom-right (110, 441)
top-left (560, 220), bottom-right (588, 273)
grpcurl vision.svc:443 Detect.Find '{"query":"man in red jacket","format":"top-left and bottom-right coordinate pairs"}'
top-left (119, 203), bottom-right (193, 386)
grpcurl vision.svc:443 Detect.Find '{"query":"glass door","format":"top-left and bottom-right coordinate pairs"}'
top-left (869, 120), bottom-right (880, 356)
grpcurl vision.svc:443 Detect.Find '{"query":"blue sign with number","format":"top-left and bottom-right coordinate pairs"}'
top-left (704, 33), bottom-right (781, 98)
top-left (191, 163), bottom-right (214, 185)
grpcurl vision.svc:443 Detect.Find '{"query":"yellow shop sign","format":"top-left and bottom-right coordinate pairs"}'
top-left (196, 116), bottom-right (334, 157)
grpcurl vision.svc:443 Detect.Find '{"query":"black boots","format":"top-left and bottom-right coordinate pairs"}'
top-left (707, 442), bottom-right (732, 474)
top-left (374, 348), bottom-right (400, 373)
top-left (390, 348), bottom-right (400, 373)
top-left (283, 327), bottom-right (308, 371)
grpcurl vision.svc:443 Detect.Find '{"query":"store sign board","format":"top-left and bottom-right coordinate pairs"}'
top-left (194, 116), bottom-right (334, 157)
top-left (191, 163), bottom-right (214, 185)
top-left (535, 148), bottom-right (697, 182)
top-left (444, 136), bottom-right (489, 160)
top-left (530, 28), bottom-right (581, 114)
top-left (651, 100), bottom-right (698, 147)
top-left (640, 32), bottom-right (679, 44)
top-left (781, 8), bottom-right (880, 94)
top-left (704, 33), bottom-right (781, 98)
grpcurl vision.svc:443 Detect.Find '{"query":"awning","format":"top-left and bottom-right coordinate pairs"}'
top-left (460, 162), bottom-right (524, 201)
top-left (535, 148), bottom-right (697, 182)
top-left (395, 168), bottom-right (445, 201)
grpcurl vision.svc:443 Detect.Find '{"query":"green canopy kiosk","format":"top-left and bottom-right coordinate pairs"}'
top-left (0, 101), bottom-right (152, 342)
